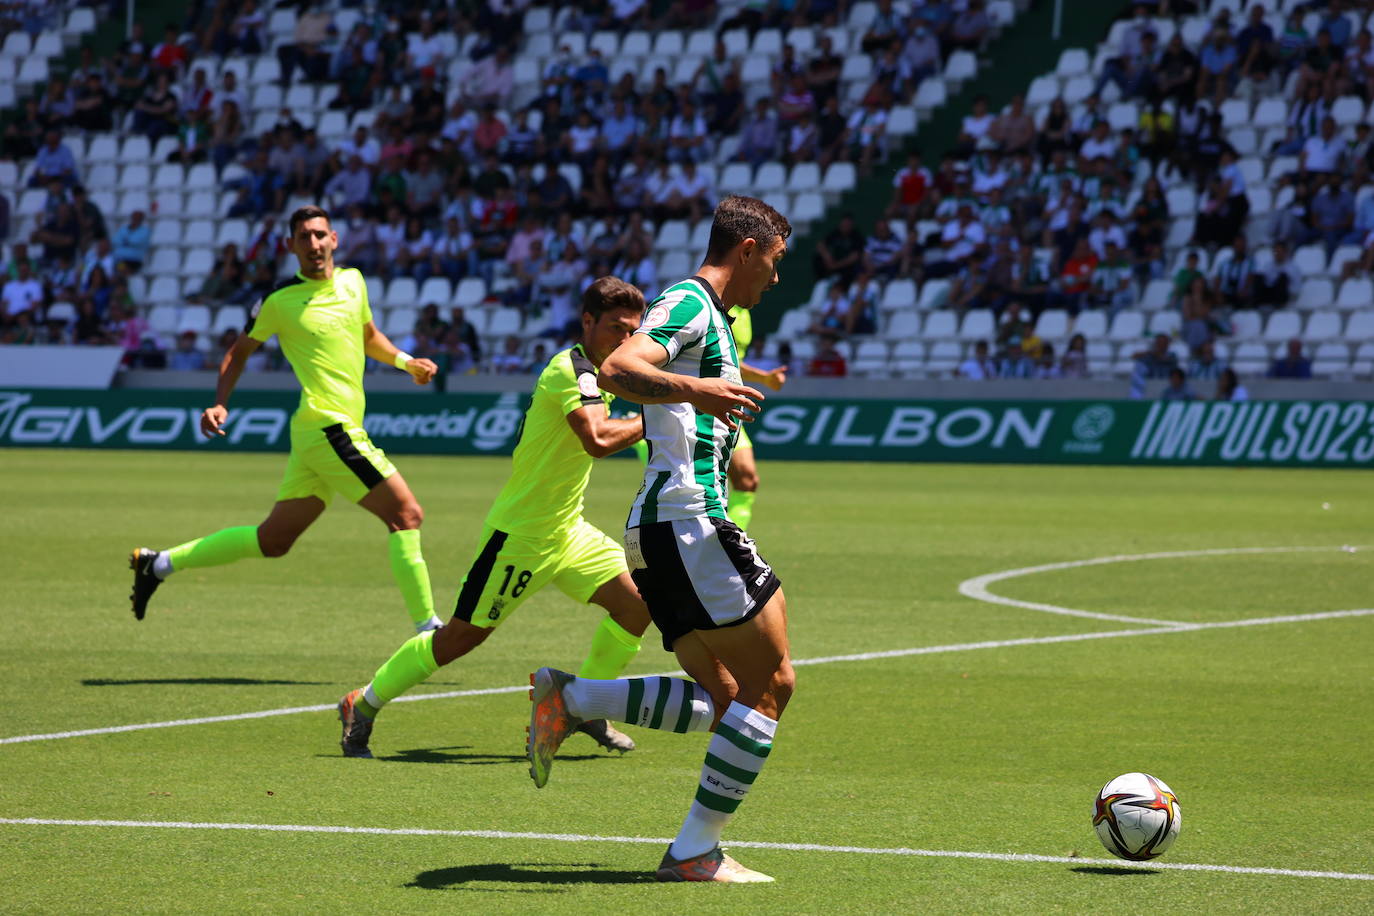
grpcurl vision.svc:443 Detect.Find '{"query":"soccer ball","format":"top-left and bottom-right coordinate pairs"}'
top-left (1092, 772), bottom-right (1182, 861)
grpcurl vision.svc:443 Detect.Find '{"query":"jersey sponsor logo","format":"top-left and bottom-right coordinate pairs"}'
top-left (488, 597), bottom-right (506, 620)
top-left (577, 372), bottom-right (600, 398)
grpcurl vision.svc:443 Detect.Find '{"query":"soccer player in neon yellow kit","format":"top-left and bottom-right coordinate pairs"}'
top-left (129, 206), bottom-right (444, 633)
top-left (723, 305), bottom-right (787, 529)
top-left (337, 277), bottom-right (653, 757)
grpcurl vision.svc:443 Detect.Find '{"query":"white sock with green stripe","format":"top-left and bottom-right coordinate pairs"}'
top-left (562, 675), bottom-right (714, 733)
top-left (669, 701), bottom-right (777, 860)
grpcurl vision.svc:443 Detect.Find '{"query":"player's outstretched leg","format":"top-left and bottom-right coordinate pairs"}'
top-left (360, 474), bottom-right (441, 632)
top-left (574, 573), bottom-right (650, 753)
top-left (527, 670), bottom-right (718, 788)
top-left (337, 621), bottom-right (490, 758)
top-left (128, 527), bottom-right (263, 619)
top-left (128, 498), bottom-right (323, 620)
top-left (659, 592), bottom-right (792, 883)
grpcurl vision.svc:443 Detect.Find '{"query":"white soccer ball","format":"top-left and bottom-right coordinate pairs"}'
top-left (1092, 772), bottom-right (1182, 861)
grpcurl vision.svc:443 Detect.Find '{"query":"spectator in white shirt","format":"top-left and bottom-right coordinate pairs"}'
top-left (374, 205), bottom-right (408, 263)
top-left (1300, 116), bottom-right (1344, 174)
top-left (667, 100), bottom-right (708, 163)
top-left (2, 262), bottom-right (44, 326)
top-left (1079, 120), bottom-right (1117, 161)
top-left (957, 94), bottom-right (994, 153)
top-left (957, 340), bottom-right (997, 379)
top-left (335, 126), bottom-right (380, 167)
top-left (405, 17), bottom-right (447, 76)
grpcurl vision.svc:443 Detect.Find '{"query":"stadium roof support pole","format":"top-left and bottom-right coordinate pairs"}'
top-left (1052, 0), bottom-right (1063, 41)
top-left (127, 0), bottom-right (136, 38)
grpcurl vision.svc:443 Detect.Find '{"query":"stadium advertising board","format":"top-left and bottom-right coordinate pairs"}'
top-left (2, 390), bottom-right (1373, 467)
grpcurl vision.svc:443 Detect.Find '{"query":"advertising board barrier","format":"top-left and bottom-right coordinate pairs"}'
top-left (2, 390), bottom-right (1372, 467)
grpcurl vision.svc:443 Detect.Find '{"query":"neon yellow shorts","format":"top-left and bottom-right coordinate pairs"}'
top-left (451, 518), bottom-right (628, 629)
top-left (276, 422), bottom-right (397, 505)
top-left (736, 424), bottom-right (753, 452)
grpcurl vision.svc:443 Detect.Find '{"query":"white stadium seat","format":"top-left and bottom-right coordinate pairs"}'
top-left (922, 311), bottom-right (958, 340)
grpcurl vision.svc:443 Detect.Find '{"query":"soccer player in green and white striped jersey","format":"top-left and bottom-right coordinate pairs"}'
top-left (526, 196), bottom-right (795, 884)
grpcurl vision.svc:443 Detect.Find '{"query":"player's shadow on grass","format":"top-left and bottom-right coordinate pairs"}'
top-left (407, 862), bottom-right (653, 891)
top-left (379, 745), bottom-right (607, 766)
top-left (81, 677), bottom-right (330, 687)
top-left (1071, 866), bottom-right (1161, 876)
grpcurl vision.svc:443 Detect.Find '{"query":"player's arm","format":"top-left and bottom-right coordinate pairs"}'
top-left (201, 333), bottom-right (263, 437)
top-left (361, 320), bottom-right (438, 385)
top-left (599, 334), bottom-right (762, 429)
top-left (566, 403), bottom-right (643, 458)
top-left (740, 360), bottom-right (787, 391)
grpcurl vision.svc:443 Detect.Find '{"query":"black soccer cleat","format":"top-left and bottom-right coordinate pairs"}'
top-left (128, 548), bottom-right (163, 620)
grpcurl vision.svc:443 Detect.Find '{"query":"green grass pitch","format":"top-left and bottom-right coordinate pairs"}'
top-left (2, 448), bottom-right (1372, 913)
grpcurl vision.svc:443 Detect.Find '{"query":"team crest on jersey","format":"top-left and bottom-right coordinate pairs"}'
top-left (642, 304), bottom-right (670, 329)
top-left (577, 372), bottom-right (600, 398)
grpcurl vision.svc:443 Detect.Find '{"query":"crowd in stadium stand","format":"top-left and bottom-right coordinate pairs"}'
top-left (799, 0), bottom-right (1374, 386)
top-left (1, 0), bottom-right (1371, 387)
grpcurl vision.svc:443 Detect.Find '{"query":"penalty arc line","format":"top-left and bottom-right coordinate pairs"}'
top-left (0, 818), bottom-right (1370, 883)
top-left (957, 545), bottom-right (1363, 628)
top-left (3, 606), bottom-right (1372, 746)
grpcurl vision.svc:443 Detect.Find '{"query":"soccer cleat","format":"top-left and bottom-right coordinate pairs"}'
top-left (128, 548), bottom-right (163, 620)
top-left (654, 845), bottom-right (774, 883)
top-left (576, 718), bottom-right (636, 754)
top-left (337, 689), bottom-right (375, 759)
top-left (526, 667), bottom-right (582, 788)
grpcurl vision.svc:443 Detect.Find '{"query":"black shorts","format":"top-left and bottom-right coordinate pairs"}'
top-left (625, 516), bottom-right (782, 652)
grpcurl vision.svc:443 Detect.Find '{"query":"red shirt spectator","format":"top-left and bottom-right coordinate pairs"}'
top-left (473, 109), bottom-right (508, 155)
top-left (809, 337), bottom-right (848, 376)
top-left (1060, 246), bottom-right (1099, 295)
top-left (152, 27), bottom-right (188, 72)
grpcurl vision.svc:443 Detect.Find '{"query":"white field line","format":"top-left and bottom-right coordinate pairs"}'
top-left (5, 607), bottom-right (1372, 746)
top-left (3, 545), bottom-right (1366, 748)
top-left (958, 545), bottom-right (1358, 627)
top-left (1, 818), bottom-right (1370, 883)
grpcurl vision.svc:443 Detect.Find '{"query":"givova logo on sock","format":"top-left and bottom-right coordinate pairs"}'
top-left (705, 774), bottom-right (747, 796)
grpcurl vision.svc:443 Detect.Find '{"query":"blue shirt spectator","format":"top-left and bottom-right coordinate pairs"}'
top-left (1200, 35), bottom-right (1239, 74)
top-left (112, 211), bottom-right (151, 269)
top-left (29, 131), bottom-right (80, 187)
top-left (1267, 340), bottom-right (1314, 378)
top-left (1321, 7), bottom-right (1352, 47)
top-left (601, 100), bottom-right (639, 154)
top-left (573, 51), bottom-right (609, 92)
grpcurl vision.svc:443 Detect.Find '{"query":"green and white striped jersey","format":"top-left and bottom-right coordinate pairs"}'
top-left (627, 276), bottom-right (742, 528)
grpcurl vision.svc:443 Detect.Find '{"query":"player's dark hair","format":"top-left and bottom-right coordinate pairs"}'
top-left (704, 195), bottom-right (792, 264)
top-left (288, 205), bottom-right (331, 236)
top-left (582, 276), bottom-right (645, 320)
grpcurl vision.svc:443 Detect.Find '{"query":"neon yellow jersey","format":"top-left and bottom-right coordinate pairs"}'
top-left (245, 267), bottom-right (373, 428)
top-left (728, 305), bottom-right (753, 361)
top-left (485, 344), bottom-right (613, 538)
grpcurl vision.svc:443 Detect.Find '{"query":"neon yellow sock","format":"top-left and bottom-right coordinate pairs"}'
top-left (365, 630), bottom-right (438, 711)
top-left (166, 526), bottom-right (263, 571)
top-left (388, 529), bottom-right (435, 627)
top-left (577, 616), bottom-right (643, 679)
top-left (728, 490), bottom-right (756, 530)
